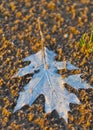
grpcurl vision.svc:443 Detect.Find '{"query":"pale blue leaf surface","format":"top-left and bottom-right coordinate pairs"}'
top-left (64, 74), bottom-right (92, 89)
top-left (13, 47), bottom-right (92, 122)
top-left (53, 61), bottom-right (79, 70)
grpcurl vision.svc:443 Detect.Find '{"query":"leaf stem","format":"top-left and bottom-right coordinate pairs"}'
top-left (38, 17), bottom-right (46, 68)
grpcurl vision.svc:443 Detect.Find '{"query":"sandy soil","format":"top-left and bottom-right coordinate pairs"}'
top-left (0, 0), bottom-right (93, 129)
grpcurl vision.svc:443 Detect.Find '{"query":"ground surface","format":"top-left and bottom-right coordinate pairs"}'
top-left (0, 0), bottom-right (93, 130)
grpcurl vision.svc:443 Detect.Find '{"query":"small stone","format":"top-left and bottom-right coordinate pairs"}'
top-left (64, 34), bottom-right (68, 38)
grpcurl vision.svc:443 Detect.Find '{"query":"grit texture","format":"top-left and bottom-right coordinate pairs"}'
top-left (0, 0), bottom-right (93, 130)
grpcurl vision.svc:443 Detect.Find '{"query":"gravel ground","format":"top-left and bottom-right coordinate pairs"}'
top-left (0, 0), bottom-right (93, 130)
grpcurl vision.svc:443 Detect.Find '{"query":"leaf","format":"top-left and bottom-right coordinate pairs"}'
top-left (13, 47), bottom-right (92, 122)
top-left (80, 33), bottom-right (86, 47)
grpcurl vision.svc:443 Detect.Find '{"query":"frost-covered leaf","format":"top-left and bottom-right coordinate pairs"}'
top-left (53, 61), bottom-right (79, 70)
top-left (64, 74), bottom-right (92, 89)
top-left (13, 47), bottom-right (92, 122)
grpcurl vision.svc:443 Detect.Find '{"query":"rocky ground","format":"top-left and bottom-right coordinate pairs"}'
top-left (0, 0), bottom-right (93, 129)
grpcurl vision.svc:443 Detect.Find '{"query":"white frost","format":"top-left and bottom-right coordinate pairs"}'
top-left (13, 47), bottom-right (92, 122)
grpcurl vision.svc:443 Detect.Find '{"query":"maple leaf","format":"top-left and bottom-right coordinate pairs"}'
top-left (13, 47), bottom-right (92, 122)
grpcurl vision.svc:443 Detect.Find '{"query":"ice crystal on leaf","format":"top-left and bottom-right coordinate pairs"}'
top-left (13, 47), bottom-right (92, 122)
